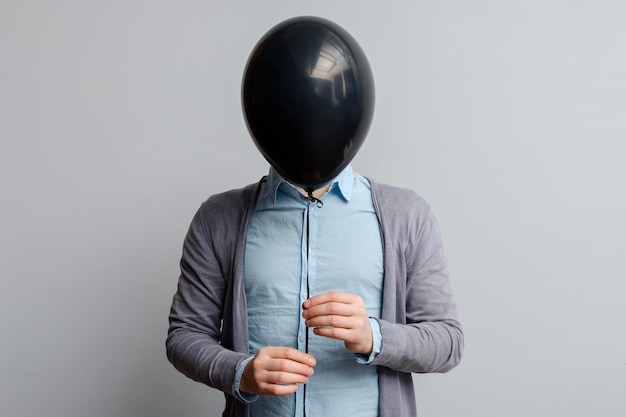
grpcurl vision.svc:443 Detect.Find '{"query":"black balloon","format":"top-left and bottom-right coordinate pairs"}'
top-left (242, 16), bottom-right (375, 191)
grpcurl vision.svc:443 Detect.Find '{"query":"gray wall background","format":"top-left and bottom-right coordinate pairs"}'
top-left (2, 1), bottom-right (625, 416)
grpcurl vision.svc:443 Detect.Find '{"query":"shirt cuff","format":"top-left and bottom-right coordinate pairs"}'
top-left (233, 356), bottom-right (259, 404)
top-left (355, 318), bottom-right (382, 364)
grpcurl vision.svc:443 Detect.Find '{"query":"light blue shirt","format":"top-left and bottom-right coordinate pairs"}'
top-left (239, 165), bottom-right (384, 417)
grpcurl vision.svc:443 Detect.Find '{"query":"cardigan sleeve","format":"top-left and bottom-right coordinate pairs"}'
top-left (166, 195), bottom-right (251, 396)
top-left (370, 182), bottom-right (464, 374)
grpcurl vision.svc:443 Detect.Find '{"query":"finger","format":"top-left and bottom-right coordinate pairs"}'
top-left (305, 314), bottom-right (354, 329)
top-left (265, 346), bottom-right (316, 366)
top-left (260, 382), bottom-right (300, 396)
top-left (311, 326), bottom-right (364, 348)
top-left (258, 371), bottom-right (310, 389)
top-left (303, 301), bottom-right (366, 323)
top-left (264, 358), bottom-right (315, 378)
top-left (312, 326), bottom-right (373, 355)
top-left (303, 291), bottom-right (360, 309)
top-left (312, 325), bottom-right (353, 340)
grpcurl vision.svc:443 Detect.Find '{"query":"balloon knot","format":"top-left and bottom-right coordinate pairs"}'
top-left (306, 191), bottom-right (324, 208)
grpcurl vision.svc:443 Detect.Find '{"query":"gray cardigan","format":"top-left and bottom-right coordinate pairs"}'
top-left (167, 178), bottom-right (463, 417)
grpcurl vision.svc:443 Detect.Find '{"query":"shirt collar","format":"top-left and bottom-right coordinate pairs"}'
top-left (268, 165), bottom-right (354, 204)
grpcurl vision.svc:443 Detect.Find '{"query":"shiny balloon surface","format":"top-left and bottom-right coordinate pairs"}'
top-left (242, 16), bottom-right (375, 190)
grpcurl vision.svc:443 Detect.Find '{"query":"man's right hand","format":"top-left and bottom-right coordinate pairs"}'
top-left (240, 346), bottom-right (316, 396)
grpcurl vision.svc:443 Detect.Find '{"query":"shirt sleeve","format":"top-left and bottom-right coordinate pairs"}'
top-left (233, 357), bottom-right (260, 403)
top-left (355, 318), bottom-right (383, 364)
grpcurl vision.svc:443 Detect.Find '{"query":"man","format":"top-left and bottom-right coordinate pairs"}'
top-left (166, 165), bottom-right (463, 417)
top-left (166, 16), bottom-right (463, 417)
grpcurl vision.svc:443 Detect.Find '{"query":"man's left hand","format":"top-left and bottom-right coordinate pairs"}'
top-left (302, 291), bottom-right (373, 355)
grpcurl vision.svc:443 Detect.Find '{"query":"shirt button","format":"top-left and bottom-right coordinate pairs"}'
top-left (299, 336), bottom-right (305, 342)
